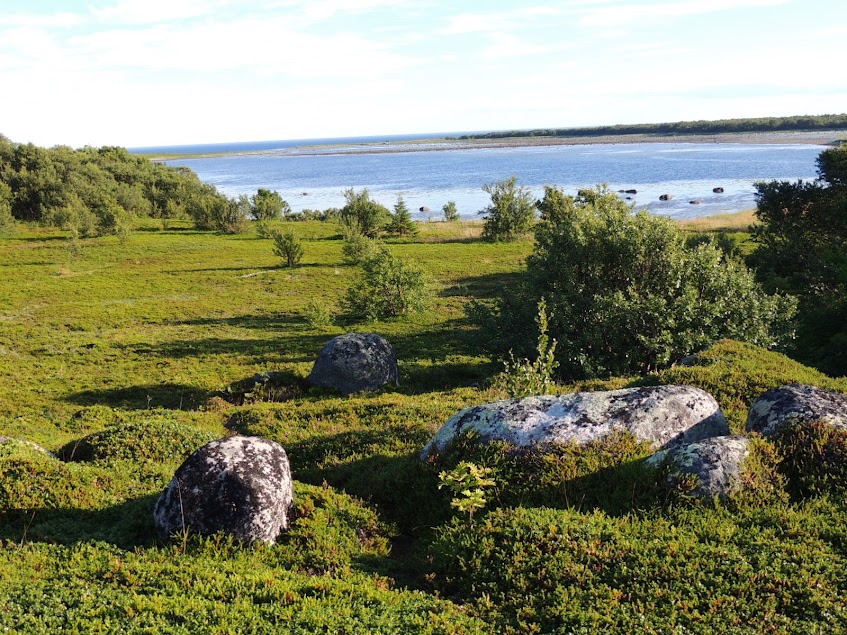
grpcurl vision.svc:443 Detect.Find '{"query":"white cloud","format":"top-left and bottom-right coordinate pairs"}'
top-left (578, 0), bottom-right (790, 28)
top-left (89, 0), bottom-right (233, 25)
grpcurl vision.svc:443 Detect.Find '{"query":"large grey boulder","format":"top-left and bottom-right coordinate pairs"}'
top-left (421, 385), bottom-right (728, 459)
top-left (307, 333), bottom-right (399, 395)
top-left (154, 435), bottom-right (294, 543)
top-left (647, 435), bottom-right (750, 500)
top-left (746, 384), bottom-right (847, 437)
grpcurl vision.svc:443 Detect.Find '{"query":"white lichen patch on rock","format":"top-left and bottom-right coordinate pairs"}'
top-left (746, 384), bottom-right (847, 437)
top-left (647, 435), bottom-right (750, 500)
top-left (154, 435), bottom-right (294, 544)
top-left (421, 385), bottom-right (728, 459)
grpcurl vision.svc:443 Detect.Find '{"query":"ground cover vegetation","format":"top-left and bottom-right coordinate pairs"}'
top-left (1, 137), bottom-right (847, 633)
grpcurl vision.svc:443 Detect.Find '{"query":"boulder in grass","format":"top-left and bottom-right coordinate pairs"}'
top-left (307, 333), bottom-right (399, 396)
top-left (647, 435), bottom-right (750, 500)
top-left (746, 384), bottom-right (847, 438)
top-left (421, 385), bottom-right (729, 459)
top-left (154, 435), bottom-right (294, 543)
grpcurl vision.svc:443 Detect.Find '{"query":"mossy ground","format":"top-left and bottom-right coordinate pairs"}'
top-left (2, 217), bottom-right (846, 633)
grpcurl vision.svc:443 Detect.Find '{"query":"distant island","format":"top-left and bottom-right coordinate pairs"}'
top-left (457, 113), bottom-right (847, 141)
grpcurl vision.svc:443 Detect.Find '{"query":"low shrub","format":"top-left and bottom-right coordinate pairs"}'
top-left (282, 482), bottom-right (392, 574)
top-left (429, 431), bottom-right (658, 515)
top-left (344, 246), bottom-right (432, 320)
top-left (771, 420), bottom-right (847, 498)
top-left (0, 540), bottom-right (490, 634)
top-left (429, 502), bottom-right (847, 634)
top-left (58, 416), bottom-right (216, 464)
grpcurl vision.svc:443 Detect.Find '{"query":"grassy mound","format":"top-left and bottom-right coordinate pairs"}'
top-left (0, 541), bottom-right (490, 635)
top-left (59, 415), bottom-right (217, 463)
top-left (430, 502), bottom-right (847, 634)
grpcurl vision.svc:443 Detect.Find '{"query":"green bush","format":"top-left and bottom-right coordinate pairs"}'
top-left (340, 219), bottom-right (378, 264)
top-left (387, 195), bottom-right (419, 236)
top-left (751, 146), bottom-right (847, 376)
top-left (479, 176), bottom-right (536, 242)
top-left (58, 417), bottom-right (216, 464)
top-left (482, 185), bottom-right (797, 379)
top-left (283, 482), bottom-right (391, 574)
top-left (494, 299), bottom-right (558, 398)
top-left (344, 246), bottom-right (432, 320)
top-left (271, 229), bottom-right (303, 267)
top-left (430, 430), bottom-right (658, 514)
top-left (340, 188), bottom-right (390, 237)
top-left (442, 200), bottom-right (460, 222)
top-left (250, 188), bottom-right (289, 221)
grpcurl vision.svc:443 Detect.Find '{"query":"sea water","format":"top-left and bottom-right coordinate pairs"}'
top-left (149, 140), bottom-right (825, 219)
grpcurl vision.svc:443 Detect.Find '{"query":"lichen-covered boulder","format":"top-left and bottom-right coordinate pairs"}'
top-left (647, 435), bottom-right (750, 500)
top-left (746, 384), bottom-right (847, 437)
top-left (154, 435), bottom-right (294, 543)
top-left (307, 333), bottom-right (399, 395)
top-left (421, 385), bottom-right (728, 459)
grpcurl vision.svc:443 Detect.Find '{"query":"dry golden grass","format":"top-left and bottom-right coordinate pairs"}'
top-left (675, 209), bottom-right (759, 232)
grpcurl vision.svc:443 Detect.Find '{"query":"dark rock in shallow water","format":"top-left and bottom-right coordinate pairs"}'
top-left (647, 435), bottom-right (750, 500)
top-left (746, 384), bottom-right (847, 437)
top-left (154, 435), bottom-right (294, 543)
top-left (308, 333), bottom-right (399, 395)
top-left (421, 385), bottom-right (728, 458)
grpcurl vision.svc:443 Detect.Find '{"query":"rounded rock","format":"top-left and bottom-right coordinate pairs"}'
top-left (421, 385), bottom-right (729, 458)
top-left (746, 384), bottom-right (847, 437)
top-left (647, 435), bottom-right (750, 500)
top-left (307, 333), bottom-right (399, 396)
top-left (154, 435), bottom-right (294, 543)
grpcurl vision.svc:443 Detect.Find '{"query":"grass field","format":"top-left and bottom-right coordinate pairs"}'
top-left (2, 216), bottom-right (847, 633)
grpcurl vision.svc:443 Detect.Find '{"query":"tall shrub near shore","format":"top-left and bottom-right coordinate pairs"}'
top-left (476, 185), bottom-right (797, 379)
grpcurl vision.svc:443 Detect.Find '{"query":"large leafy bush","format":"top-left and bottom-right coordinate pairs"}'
top-left (479, 185), bottom-right (796, 379)
top-left (750, 146), bottom-right (847, 376)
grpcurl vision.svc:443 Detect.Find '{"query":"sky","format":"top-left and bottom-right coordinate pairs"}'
top-left (1, 0), bottom-right (845, 148)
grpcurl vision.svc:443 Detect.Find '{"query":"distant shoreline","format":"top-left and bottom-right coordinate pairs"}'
top-left (142, 129), bottom-right (844, 161)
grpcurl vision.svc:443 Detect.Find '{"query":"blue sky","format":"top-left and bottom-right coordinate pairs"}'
top-left (1, 0), bottom-right (845, 147)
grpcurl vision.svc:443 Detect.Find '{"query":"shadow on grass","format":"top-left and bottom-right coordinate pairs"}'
top-left (66, 383), bottom-right (210, 410)
top-left (0, 493), bottom-right (160, 549)
top-left (443, 271), bottom-right (527, 298)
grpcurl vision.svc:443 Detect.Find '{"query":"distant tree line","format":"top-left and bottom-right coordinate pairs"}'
top-left (0, 134), bottom-right (293, 237)
top-left (459, 113), bottom-right (847, 141)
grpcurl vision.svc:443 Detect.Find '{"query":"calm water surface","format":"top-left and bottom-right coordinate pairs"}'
top-left (165, 142), bottom-right (825, 219)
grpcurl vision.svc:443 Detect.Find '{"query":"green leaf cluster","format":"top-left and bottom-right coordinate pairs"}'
top-left (344, 246), bottom-right (432, 320)
top-left (479, 176), bottom-right (536, 242)
top-left (271, 229), bottom-right (304, 267)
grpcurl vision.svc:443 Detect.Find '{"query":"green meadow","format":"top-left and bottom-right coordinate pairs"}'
top-left (2, 216), bottom-right (847, 634)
